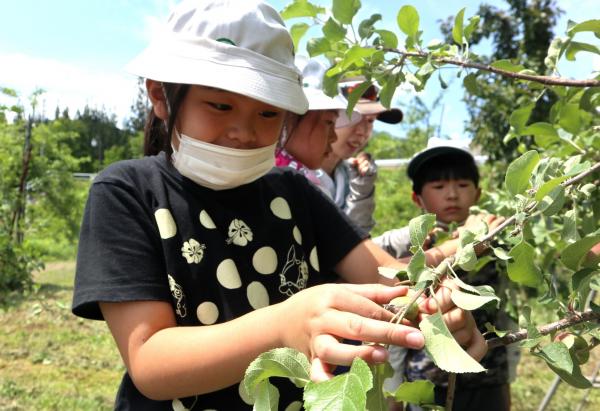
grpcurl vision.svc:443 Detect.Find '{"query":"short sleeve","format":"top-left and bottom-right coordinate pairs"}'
top-left (72, 181), bottom-right (170, 320)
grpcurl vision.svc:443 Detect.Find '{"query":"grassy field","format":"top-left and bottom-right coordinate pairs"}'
top-left (0, 262), bottom-right (598, 410)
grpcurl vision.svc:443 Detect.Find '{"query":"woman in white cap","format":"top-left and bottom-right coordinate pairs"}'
top-left (71, 1), bottom-right (486, 409)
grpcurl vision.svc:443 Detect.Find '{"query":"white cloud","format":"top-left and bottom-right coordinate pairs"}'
top-left (2, 52), bottom-right (138, 126)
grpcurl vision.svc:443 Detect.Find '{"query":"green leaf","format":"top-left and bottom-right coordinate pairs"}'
top-left (341, 45), bottom-right (377, 70)
top-left (322, 17), bottom-right (346, 42)
top-left (253, 380), bottom-right (280, 411)
top-left (547, 361), bottom-right (593, 389)
top-left (522, 122), bottom-right (559, 147)
top-left (438, 71), bottom-right (448, 89)
top-left (463, 73), bottom-right (479, 95)
top-left (450, 275), bottom-right (480, 294)
top-left (392, 380), bottom-right (435, 405)
top-left (367, 362), bottom-right (393, 411)
top-left (289, 23), bottom-right (310, 51)
top-left (450, 288), bottom-right (500, 310)
top-left (358, 13), bottom-right (382, 39)
top-left (534, 175), bottom-right (568, 201)
top-left (332, 0), bottom-right (361, 25)
top-left (493, 247), bottom-right (512, 261)
top-left (567, 19), bottom-right (600, 37)
top-left (303, 357), bottom-right (372, 410)
top-left (379, 75), bottom-right (400, 109)
top-left (572, 268), bottom-right (598, 306)
top-left (507, 241), bottom-right (542, 287)
top-left (504, 150), bottom-right (540, 195)
top-left (307, 37), bottom-right (331, 57)
top-left (536, 342), bottom-right (574, 373)
top-left (452, 8), bottom-right (466, 44)
top-left (280, 0), bottom-right (325, 19)
top-left (408, 214), bottom-right (436, 248)
top-left (558, 103), bottom-right (583, 134)
top-left (407, 248), bottom-right (427, 283)
top-left (562, 209), bottom-right (579, 243)
top-left (375, 30), bottom-right (398, 49)
top-left (397, 5), bottom-right (420, 37)
top-left (456, 243), bottom-right (477, 271)
top-left (419, 312), bottom-right (486, 373)
top-left (540, 186), bottom-right (566, 216)
top-left (564, 41), bottom-right (600, 61)
top-left (344, 80), bottom-right (371, 117)
top-left (244, 348), bottom-right (310, 401)
top-left (509, 104), bottom-right (534, 133)
top-left (561, 232), bottom-right (600, 271)
top-left (464, 15), bottom-right (481, 40)
top-left (545, 37), bottom-right (567, 70)
top-left (490, 59), bottom-right (526, 73)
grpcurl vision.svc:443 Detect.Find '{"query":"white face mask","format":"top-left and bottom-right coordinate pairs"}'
top-left (171, 132), bottom-right (277, 190)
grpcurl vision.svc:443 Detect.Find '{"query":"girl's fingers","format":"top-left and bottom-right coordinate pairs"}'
top-left (310, 356), bottom-right (335, 382)
top-left (316, 309), bottom-right (424, 351)
top-left (466, 327), bottom-right (488, 361)
top-left (311, 334), bottom-right (391, 370)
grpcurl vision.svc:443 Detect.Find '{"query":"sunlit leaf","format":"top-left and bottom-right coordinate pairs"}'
top-left (397, 5), bottom-right (419, 37)
top-left (290, 23), bottom-right (310, 51)
top-left (304, 357), bottom-right (372, 410)
top-left (545, 37), bottom-right (567, 70)
top-left (408, 213), bottom-right (436, 248)
top-left (464, 15), bottom-right (481, 40)
top-left (280, 0), bottom-right (325, 19)
top-left (507, 241), bottom-right (542, 287)
top-left (358, 13), bottom-right (382, 39)
top-left (451, 288), bottom-right (500, 310)
top-left (561, 232), bottom-right (600, 271)
top-left (367, 362), bottom-right (393, 411)
top-left (332, 0), bottom-right (361, 25)
top-left (509, 104), bottom-right (534, 133)
top-left (452, 8), bottom-right (466, 44)
top-left (564, 41), bottom-right (600, 61)
top-left (505, 150), bottom-right (540, 195)
top-left (558, 103), bottom-right (583, 134)
top-left (534, 175), bottom-right (568, 201)
top-left (522, 122), bottom-right (559, 147)
top-left (253, 380), bottom-right (280, 411)
top-left (374, 29), bottom-right (398, 49)
top-left (456, 243), bottom-right (477, 271)
top-left (491, 59), bottom-right (526, 73)
top-left (307, 37), bottom-right (331, 57)
top-left (392, 380), bottom-right (435, 405)
top-left (244, 348), bottom-right (310, 401)
top-left (322, 17), bottom-right (346, 42)
top-left (420, 313), bottom-right (486, 373)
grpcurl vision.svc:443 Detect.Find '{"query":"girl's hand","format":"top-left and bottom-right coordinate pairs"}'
top-left (419, 277), bottom-right (488, 361)
top-left (279, 283), bottom-right (426, 382)
top-left (349, 152), bottom-right (376, 176)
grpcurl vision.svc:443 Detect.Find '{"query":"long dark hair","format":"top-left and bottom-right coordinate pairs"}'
top-left (143, 82), bottom-right (190, 156)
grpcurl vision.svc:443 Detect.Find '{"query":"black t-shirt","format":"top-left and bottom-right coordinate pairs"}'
top-left (72, 152), bottom-right (366, 410)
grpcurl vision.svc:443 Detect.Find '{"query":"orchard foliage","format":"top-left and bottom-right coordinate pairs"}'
top-left (242, 1), bottom-right (600, 410)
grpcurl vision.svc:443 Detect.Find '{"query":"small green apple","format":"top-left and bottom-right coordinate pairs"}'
top-left (389, 296), bottom-right (419, 321)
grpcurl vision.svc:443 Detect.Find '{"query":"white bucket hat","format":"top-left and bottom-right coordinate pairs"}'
top-left (338, 77), bottom-right (403, 124)
top-left (126, 0), bottom-right (308, 114)
top-left (297, 57), bottom-right (361, 128)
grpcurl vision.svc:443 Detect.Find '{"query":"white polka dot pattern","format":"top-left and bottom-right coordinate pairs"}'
top-left (154, 208), bottom-right (177, 239)
top-left (216, 259), bottom-right (242, 289)
top-left (199, 209), bottom-right (216, 229)
top-left (270, 197), bottom-right (292, 220)
top-left (309, 246), bottom-right (320, 272)
top-left (292, 226), bottom-right (302, 244)
top-left (252, 246), bottom-right (278, 275)
top-left (247, 281), bottom-right (269, 309)
top-left (196, 301), bottom-right (219, 325)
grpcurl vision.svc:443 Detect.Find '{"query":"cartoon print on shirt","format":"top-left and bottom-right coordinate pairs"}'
top-left (168, 274), bottom-right (187, 318)
top-left (181, 238), bottom-right (206, 264)
top-left (226, 218), bottom-right (253, 246)
top-left (278, 245), bottom-right (309, 297)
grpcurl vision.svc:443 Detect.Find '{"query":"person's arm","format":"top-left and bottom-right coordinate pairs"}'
top-left (344, 153), bottom-right (377, 232)
top-left (101, 282), bottom-right (427, 400)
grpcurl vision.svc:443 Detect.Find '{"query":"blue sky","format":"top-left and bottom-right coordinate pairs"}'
top-left (1, 0), bottom-right (597, 139)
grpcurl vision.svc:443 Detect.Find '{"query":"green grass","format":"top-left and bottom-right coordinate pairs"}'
top-left (0, 262), bottom-right (598, 410)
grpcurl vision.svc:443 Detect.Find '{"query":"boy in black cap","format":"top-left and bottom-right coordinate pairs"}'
top-left (374, 137), bottom-right (517, 411)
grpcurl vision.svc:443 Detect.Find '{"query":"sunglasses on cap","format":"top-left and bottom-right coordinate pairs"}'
top-left (339, 83), bottom-right (379, 102)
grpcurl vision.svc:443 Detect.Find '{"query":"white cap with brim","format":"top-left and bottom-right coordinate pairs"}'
top-left (126, 0), bottom-right (308, 115)
top-left (298, 57), bottom-right (361, 127)
top-left (407, 137), bottom-right (475, 180)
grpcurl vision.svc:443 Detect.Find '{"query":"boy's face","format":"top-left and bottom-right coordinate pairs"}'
top-left (412, 179), bottom-right (481, 224)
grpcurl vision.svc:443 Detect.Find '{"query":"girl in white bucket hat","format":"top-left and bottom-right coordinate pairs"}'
top-left (276, 57), bottom-right (361, 186)
top-left (72, 1), bottom-right (487, 409)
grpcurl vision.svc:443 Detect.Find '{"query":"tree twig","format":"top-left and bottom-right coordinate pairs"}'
top-left (380, 48), bottom-right (600, 87)
top-left (486, 310), bottom-right (600, 349)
